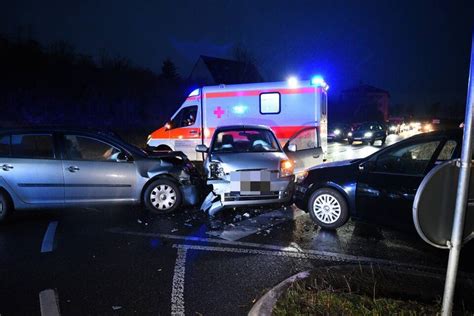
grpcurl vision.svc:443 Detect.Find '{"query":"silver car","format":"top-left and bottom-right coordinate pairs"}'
top-left (0, 128), bottom-right (200, 222)
top-left (196, 125), bottom-right (324, 215)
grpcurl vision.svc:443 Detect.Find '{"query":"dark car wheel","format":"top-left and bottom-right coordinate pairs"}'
top-left (308, 188), bottom-right (349, 229)
top-left (0, 191), bottom-right (12, 223)
top-left (348, 139), bottom-right (353, 145)
top-left (144, 179), bottom-right (182, 214)
top-left (369, 139), bottom-right (375, 146)
top-left (381, 137), bottom-right (386, 145)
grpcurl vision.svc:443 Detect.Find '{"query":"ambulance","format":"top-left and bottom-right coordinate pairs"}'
top-left (147, 77), bottom-right (329, 165)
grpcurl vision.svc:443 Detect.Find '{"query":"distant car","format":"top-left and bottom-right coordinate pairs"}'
top-left (328, 123), bottom-right (352, 141)
top-left (196, 125), bottom-right (324, 216)
top-left (347, 122), bottom-right (387, 145)
top-left (294, 129), bottom-right (461, 229)
top-left (0, 128), bottom-right (201, 222)
top-left (387, 120), bottom-right (401, 134)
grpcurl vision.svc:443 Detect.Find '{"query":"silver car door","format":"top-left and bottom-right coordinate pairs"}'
top-left (0, 133), bottom-right (64, 204)
top-left (283, 126), bottom-right (324, 174)
top-left (61, 134), bottom-right (138, 203)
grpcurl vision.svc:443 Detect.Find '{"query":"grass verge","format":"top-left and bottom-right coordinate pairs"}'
top-left (273, 265), bottom-right (474, 315)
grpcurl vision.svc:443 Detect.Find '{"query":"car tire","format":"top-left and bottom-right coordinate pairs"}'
top-left (348, 139), bottom-right (353, 145)
top-left (0, 190), bottom-right (12, 223)
top-left (380, 137), bottom-right (386, 145)
top-left (369, 139), bottom-right (375, 146)
top-left (308, 188), bottom-right (349, 229)
top-left (144, 179), bottom-right (182, 214)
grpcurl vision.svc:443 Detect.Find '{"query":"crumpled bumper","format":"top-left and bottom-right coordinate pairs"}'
top-left (200, 176), bottom-right (295, 216)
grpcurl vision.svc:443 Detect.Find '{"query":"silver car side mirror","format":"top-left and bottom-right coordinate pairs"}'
top-left (116, 152), bottom-right (130, 162)
top-left (288, 144), bottom-right (297, 152)
top-left (196, 144), bottom-right (209, 153)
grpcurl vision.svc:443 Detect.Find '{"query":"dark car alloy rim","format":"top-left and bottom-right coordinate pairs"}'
top-left (150, 185), bottom-right (177, 210)
top-left (313, 194), bottom-right (341, 224)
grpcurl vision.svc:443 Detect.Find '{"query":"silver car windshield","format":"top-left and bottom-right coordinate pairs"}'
top-left (211, 129), bottom-right (280, 153)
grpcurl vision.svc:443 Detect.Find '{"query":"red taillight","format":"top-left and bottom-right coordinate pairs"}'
top-left (280, 159), bottom-right (294, 177)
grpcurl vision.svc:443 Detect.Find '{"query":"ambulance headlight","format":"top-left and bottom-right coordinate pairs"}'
top-left (209, 162), bottom-right (225, 179)
top-left (334, 129), bottom-right (341, 135)
top-left (364, 132), bottom-right (373, 138)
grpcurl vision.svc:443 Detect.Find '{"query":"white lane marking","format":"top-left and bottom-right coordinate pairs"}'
top-left (171, 247), bottom-right (187, 316)
top-left (39, 289), bottom-right (61, 316)
top-left (41, 221), bottom-right (59, 253)
top-left (108, 229), bottom-right (450, 273)
top-left (174, 243), bottom-right (335, 260)
top-left (207, 207), bottom-right (305, 241)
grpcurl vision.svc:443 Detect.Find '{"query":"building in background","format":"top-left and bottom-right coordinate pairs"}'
top-left (189, 55), bottom-right (263, 86)
top-left (338, 84), bottom-right (390, 122)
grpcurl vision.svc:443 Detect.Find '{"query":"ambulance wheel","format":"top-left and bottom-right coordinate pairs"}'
top-left (144, 179), bottom-right (182, 214)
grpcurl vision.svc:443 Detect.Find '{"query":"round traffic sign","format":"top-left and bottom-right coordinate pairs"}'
top-left (413, 159), bottom-right (474, 249)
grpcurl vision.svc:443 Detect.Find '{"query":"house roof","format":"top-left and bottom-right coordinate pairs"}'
top-left (341, 84), bottom-right (390, 97)
top-left (197, 55), bottom-right (263, 84)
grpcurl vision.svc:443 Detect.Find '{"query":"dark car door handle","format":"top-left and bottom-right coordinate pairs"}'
top-left (1, 164), bottom-right (13, 171)
top-left (67, 166), bottom-right (80, 173)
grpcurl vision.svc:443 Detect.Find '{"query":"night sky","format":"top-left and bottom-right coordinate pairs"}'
top-left (1, 0), bottom-right (473, 106)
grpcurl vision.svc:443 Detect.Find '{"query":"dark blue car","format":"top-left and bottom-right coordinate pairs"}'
top-left (294, 129), bottom-right (461, 229)
top-left (348, 122), bottom-right (387, 146)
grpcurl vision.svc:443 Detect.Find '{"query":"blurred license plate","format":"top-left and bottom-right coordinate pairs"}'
top-left (230, 170), bottom-right (272, 195)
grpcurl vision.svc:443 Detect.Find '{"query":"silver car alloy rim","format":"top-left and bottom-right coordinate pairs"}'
top-left (313, 194), bottom-right (341, 224)
top-left (150, 185), bottom-right (176, 210)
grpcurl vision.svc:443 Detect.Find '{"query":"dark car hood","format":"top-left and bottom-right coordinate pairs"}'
top-left (352, 130), bottom-right (369, 137)
top-left (309, 159), bottom-right (360, 170)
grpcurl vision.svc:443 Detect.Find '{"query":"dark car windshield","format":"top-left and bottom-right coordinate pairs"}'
top-left (355, 123), bottom-right (378, 131)
top-left (211, 128), bottom-right (281, 153)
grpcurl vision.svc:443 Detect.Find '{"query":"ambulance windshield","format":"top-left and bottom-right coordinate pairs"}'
top-left (211, 128), bottom-right (280, 153)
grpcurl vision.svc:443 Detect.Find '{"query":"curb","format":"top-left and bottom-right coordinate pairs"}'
top-left (248, 270), bottom-right (310, 316)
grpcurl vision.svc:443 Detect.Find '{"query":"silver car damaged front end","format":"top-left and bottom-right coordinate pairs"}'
top-left (200, 152), bottom-right (294, 216)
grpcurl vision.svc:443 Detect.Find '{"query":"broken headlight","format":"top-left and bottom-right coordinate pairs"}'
top-left (209, 162), bottom-right (225, 179)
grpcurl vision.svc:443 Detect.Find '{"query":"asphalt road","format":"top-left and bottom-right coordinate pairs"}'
top-left (1, 132), bottom-right (473, 315)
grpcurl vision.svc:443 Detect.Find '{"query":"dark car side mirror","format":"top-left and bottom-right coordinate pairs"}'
top-left (359, 160), bottom-right (375, 172)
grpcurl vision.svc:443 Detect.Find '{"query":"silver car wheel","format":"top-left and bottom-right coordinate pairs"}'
top-left (150, 185), bottom-right (177, 210)
top-left (312, 194), bottom-right (341, 224)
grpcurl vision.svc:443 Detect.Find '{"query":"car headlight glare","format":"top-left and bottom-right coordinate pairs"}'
top-left (279, 159), bottom-right (294, 177)
top-left (334, 129), bottom-right (341, 135)
top-left (348, 132), bottom-right (353, 137)
top-left (364, 132), bottom-right (373, 138)
top-left (295, 170), bottom-right (308, 183)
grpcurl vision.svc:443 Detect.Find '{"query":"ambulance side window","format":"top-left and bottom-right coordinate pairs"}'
top-left (260, 92), bottom-right (280, 114)
top-left (321, 93), bottom-right (327, 116)
top-left (170, 106), bottom-right (198, 129)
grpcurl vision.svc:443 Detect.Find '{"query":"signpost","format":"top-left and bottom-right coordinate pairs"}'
top-left (414, 31), bottom-right (474, 315)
